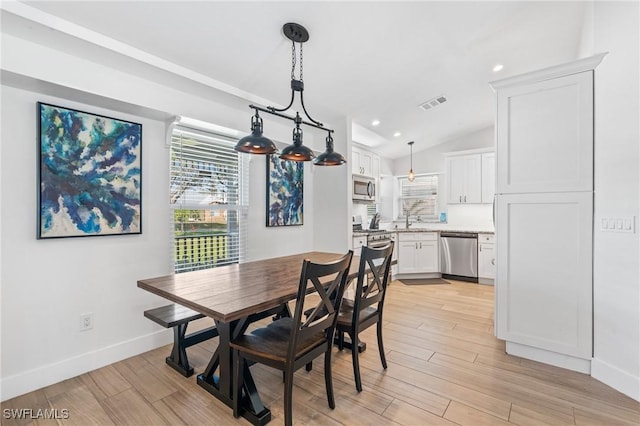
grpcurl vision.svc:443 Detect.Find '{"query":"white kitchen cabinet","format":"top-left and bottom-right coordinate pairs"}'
top-left (446, 154), bottom-right (482, 204)
top-left (352, 236), bottom-right (367, 252)
top-left (490, 54), bottom-right (604, 373)
top-left (352, 146), bottom-right (379, 179)
top-left (495, 71), bottom-right (593, 194)
top-left (495, 192), bottom-right (593, 367)
top-left (478, 233), bottom-right (495, 282)
top-left (481, 152), bottom-right (496, 204)
top-left (397, 232), bottom-right (438, 274)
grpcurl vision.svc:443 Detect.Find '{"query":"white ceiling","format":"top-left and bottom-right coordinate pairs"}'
top-left (9, 1), bottom-right (586, 159)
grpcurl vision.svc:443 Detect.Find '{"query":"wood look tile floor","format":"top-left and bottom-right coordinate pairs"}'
top-left (3, 280), bottom-right (639, 425)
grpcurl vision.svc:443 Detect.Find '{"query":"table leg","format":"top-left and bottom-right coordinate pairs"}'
top-left (197, 318), bottom-right (271, 426)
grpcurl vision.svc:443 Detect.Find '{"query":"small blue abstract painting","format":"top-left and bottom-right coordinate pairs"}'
top-left (37, 103), bottom-right (142, 238)
top-left (266, 155), bottom-right (303, 227)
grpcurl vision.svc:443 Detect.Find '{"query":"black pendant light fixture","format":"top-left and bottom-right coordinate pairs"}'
top-left (408, 141), bottom-right (416, 182)
top-left (234, 110), bottom-right (277, 154)
top-left (234, 22), bottom-right (345, 166)
top-left (314, 132), bottom-right (346, 166)
top-left (279, 113), bottom-right (316, 160)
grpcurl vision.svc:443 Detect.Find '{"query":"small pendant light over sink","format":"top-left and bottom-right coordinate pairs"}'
top-left (408, 141), bottom-right (415, 182)
top-left (234, 22), bottom-right (345, 166)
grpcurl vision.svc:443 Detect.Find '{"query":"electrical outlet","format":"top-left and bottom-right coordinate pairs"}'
top-left (80, 313), bottom-right (94, 331)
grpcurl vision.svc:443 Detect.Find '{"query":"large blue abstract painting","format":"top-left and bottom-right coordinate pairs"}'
top-left (38, 103), bottom-right (142, 238)
top-left (267, 155), bottom-right (303, 227)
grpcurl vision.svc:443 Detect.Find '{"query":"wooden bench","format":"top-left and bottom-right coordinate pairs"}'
top-left (144, 304), bottom-right (219, 377)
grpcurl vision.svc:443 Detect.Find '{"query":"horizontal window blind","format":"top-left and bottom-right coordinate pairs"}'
top-left (170, 125), bottom-right (248, 273)
top-left (399, 175), bottom-right (439, 220)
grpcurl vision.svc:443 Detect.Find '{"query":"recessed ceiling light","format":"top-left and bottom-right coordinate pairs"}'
top-left (493, 64), bottom-right (504, 72)
top-left (393, 132), bottom-right (401, 137)
top-left (371, 120), bottom-right (380, 126)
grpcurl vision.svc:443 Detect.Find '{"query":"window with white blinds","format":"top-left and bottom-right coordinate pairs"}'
top-left (170, 125), bottom-right (248, 273)
top-left (399, 175), bottom-right (439, 220)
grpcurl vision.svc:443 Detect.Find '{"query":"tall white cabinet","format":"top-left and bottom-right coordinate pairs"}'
top-left (490, 54), bottom-right (606, 373)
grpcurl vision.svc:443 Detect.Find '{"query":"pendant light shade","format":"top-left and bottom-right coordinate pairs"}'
top-left (408, 141), bottom-right (415, 182)
top-left (234, 112), bottom-right (277, 154)
top-left (313, 132), bottom-right (346, 166)
top-left (280, 120), bottom-right (315, 161)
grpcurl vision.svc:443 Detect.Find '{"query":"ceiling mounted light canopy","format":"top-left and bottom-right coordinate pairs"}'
top-left (408, 141), bottom-right (415, 182)
top-left (234, 22), bottom-right (345, 166)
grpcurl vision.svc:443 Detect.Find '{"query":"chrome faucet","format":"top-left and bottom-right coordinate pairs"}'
top-left (405, 212), bottom-right (411, 229)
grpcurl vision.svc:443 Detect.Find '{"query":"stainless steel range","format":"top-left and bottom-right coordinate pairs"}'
top-left (366, 229), bottom-right (394, 248)
top-left (353, 215), bottom-right (393, 248)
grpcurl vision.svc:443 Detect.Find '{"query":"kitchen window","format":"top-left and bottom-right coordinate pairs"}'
top-left (170, 125), bottom-right (248, 273)
top-left (399, 174), bottom-right (439, 221)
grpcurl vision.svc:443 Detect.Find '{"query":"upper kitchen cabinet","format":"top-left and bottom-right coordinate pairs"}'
top-left (494, 69), bottom-right (594, 194)
top-left (446, 150), bottom-right (494, 204)
top-left (481, 152), bottom-right (496, 203)
top-left (352, 145), bottom-right (380, 179)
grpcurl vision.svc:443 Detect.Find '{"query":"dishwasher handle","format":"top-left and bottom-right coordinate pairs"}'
top-left (440, 232), bottom-right (478, 239)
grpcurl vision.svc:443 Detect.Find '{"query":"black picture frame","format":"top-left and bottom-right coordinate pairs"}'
top-left (266, 154), bottom-right (303, 227)
top-left (37, 102), bottom-right (142, 239)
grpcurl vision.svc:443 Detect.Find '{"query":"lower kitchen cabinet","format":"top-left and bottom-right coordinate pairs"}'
top-left (478, 233), bottom-right (495, 282)
top-left (352, 236), bottom-right (367, 252)
top-left (397, 232), bottom-right (438, 274)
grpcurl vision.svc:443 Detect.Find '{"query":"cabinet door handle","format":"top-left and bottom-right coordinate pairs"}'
top-left (491, 259), bottom-right (495, 265)
top-left (420, 242), bottom-right (422, 249)
top-left (464, 195), bottom-right (467, 202)
top-left (459, 195), bottom-right (462, 202)
top-left (479, 245), bottom-right (482, 252)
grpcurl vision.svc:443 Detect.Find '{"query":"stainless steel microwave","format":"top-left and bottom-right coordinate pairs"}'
top-left (352, 175), bottom-right (376, 202)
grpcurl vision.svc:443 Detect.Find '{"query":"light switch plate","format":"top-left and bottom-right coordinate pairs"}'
top-left (600, 216), bottom-right (635, 233)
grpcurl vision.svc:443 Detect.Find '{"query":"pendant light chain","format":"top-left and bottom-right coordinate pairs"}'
top-left (290, 40), bottom-right (296, 81)
top-left (290, 41), bottom-right (303, 82)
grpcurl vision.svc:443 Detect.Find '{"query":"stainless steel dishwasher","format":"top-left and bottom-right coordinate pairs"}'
top-left (440, 232), bottom-right (478, 282)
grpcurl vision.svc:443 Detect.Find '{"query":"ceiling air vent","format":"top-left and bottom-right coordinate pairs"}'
top-left (419, 95), bottom-right (447, 111)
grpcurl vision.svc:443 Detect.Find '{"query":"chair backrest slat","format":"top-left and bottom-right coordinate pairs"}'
top-left (353, 243), bottom-right (394, 320)
top-left (288, 251), bottom-right (354, 360)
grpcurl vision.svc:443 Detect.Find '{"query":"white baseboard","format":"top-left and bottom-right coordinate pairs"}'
top-left (506, 341), bottom-right (592, 374)
top-left (592, 357), bottom-right (640, 402)
top-left (478, 277), bottom-right (495, 285)
top-left (0, 329), bottom-right (172, 402)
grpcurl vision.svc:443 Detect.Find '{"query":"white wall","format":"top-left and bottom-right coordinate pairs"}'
top-left (245, 150), bottom-right (315, 262)
top-left (590, 1), bottom-right (640, 401)
top-left (393, 126), bottom-right (494, 177)
top-left (314, 117), bottom-right (351, 253)
top-left (0, 24), bottom-right (347, 400)
top-left (1, 85), bottom-right (174, 400)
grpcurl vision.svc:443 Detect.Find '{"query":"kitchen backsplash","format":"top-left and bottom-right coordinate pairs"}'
top-left (355, 201), bottom-right (493, 231)
top-left (446, 204), bottom-right (493, 228)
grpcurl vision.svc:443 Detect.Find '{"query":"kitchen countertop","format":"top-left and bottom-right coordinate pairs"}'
top-left (395, 224), bottom-right (494, 234)
top-left (353, 224), bottom-right (494, 236)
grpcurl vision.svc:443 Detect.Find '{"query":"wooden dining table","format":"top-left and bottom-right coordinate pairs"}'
top-left (137, 251), bottom-right (365, 426)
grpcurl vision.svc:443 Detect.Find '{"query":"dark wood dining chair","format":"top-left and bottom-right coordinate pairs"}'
top-left (337, 242), bottom-right (394, 392)
top-left (230, 251), bottom-right (354, 426)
